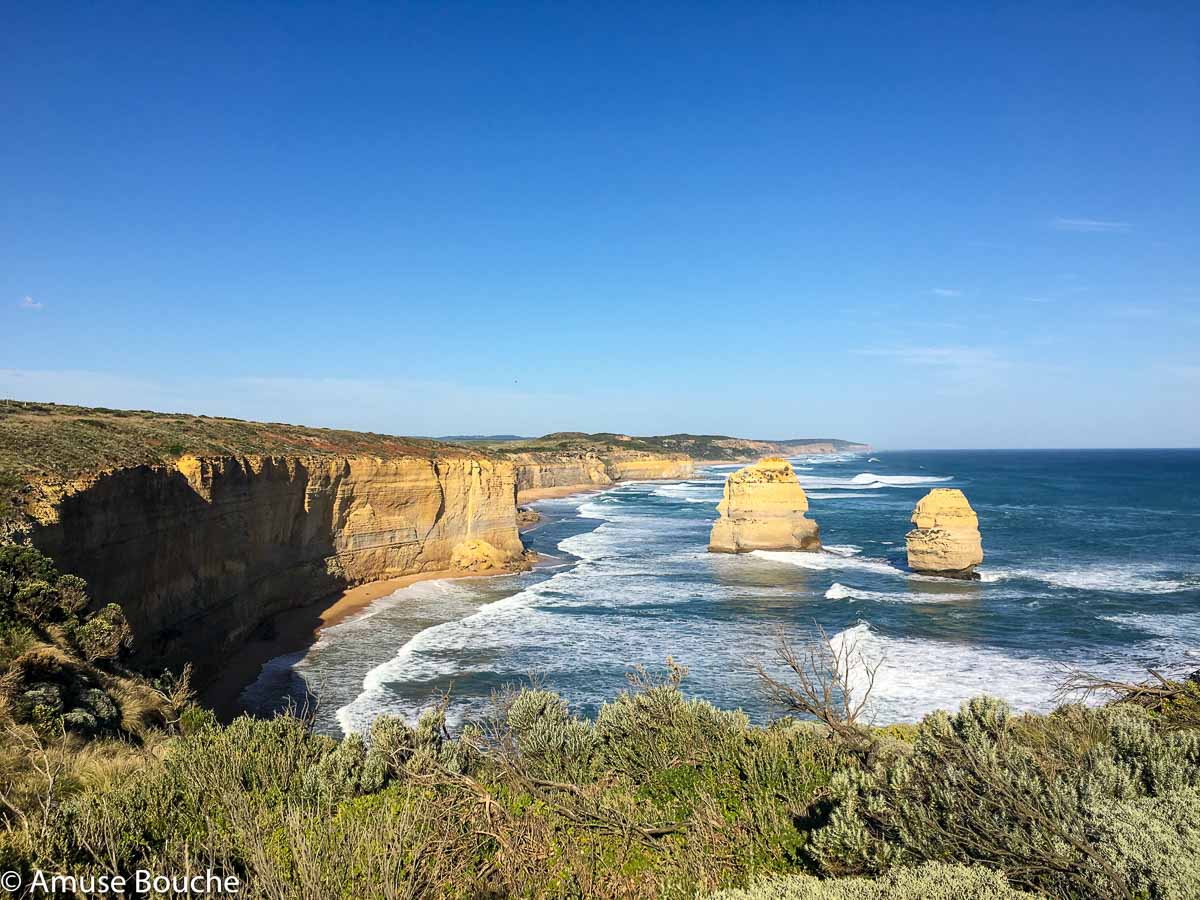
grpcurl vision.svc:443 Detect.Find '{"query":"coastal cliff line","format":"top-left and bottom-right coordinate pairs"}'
top-left (0, 400), bottom-right (867, 686)
top-left (27, 453), bottom-right (526, 682)
top-left (509, 450), bottom-right (695, 503)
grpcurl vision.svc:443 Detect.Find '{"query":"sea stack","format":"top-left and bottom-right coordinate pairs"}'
top-left (905, 488), bottom-right (984, 579)
top-left (708, 457), bottom-right (821, 553)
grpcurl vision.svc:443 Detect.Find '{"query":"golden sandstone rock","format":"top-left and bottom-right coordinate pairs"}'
top-left (511, 451), bottom-right (694, 503)
top-left (708, 457), bottom-right (821, 553)
top-left (450, 538), bottom-right (514, 572)
top-left (905, 488), bottom-right (984, 579)
top-left (29, 453), bottom-right (529, 677)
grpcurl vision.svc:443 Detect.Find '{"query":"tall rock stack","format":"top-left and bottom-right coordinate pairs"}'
top-left (905, 488), bottom-right (984, 579)
top-left (708, 457), bottom-right (821, 553)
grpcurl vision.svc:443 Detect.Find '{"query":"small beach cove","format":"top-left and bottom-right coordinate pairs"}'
top-left (221, 484), bottom-right (623, 730)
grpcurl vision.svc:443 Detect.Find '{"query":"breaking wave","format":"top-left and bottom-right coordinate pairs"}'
top-left (982, 564), bottom-right (1197, 594)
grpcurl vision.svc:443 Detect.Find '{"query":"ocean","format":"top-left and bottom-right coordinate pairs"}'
top-left (239, 449), bottom-right (1200, 736)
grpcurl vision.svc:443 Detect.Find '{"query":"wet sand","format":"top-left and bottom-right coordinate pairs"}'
top-left (517, 483), bottom-right (609, 503)
top-left (204, 475), bottom-right (691, 721)
top-left (201, 568), bottom-right (512, 721)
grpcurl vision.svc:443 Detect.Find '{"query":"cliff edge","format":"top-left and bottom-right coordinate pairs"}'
top-left (708, 457), bottom-right (821, 553)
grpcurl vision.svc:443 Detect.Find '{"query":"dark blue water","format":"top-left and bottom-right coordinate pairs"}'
top-left (242, 450), bottom-right (1200, 734)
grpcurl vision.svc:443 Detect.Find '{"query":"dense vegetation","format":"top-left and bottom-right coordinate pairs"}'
top-left (3, 542), bottom-right (1197, 897)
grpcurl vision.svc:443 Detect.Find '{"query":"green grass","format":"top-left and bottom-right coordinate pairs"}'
top-left (0, 398), bottom-right (469, 486)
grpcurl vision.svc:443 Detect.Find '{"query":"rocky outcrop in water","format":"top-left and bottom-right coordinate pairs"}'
top-left (905, 488), bottom-right (983, 579)
top-left (708, 457), bottom-right (821, 553)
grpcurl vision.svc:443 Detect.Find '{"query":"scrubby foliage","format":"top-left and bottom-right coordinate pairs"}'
top-left (0, 545), bottom-right (145, 739)
top-left (0, 666), bottom-right (846, 898)
top-left (0, 543), bottom-right (205, 883)
top-left (3, 544), bottom-right (1200, 897)
top-left (711, 862), bottom-right (1031, 899)
top-left (807, 697), bottom-right (1200, 898)
top-left (2, 662), bottom-right (1200, 897)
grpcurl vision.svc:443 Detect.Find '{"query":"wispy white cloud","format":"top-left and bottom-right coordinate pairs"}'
top-left (1051, 217), bottom-right (1131, 233)
top-left (931, 288), bottom-right (961, 297)
top-left (17, 296), bottom-right (43, 310)
top-left (1024, 296), bottom-right (1051, 304)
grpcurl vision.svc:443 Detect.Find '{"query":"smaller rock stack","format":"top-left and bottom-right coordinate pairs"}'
top-left (708, 457), bottom-right (821, 553)
top-left (905, 488), bottom-right (984, 579)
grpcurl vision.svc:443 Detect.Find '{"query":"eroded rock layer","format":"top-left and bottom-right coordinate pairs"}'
top-left (708, 457), bottom-right (821, 553)
top-left (905, 488), bottom-right (984, 579)
top-left (511, 451), bottom-right (694, 503)
top-left (28, 454), bottom-right (526, 679)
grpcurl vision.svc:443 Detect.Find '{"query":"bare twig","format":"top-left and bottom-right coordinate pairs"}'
top-left (755, 623), bottom-right (881, 747)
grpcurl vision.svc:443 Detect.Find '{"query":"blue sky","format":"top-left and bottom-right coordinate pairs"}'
top-left (3, 2), bottom-right (1197, 447)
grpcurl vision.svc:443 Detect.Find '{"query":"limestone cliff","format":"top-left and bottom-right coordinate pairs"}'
top-left (905, 488), bottom-right (984, 579)
top-left (708, 457), bottom-right (821, 553)
top-left (510, 451), bottom-right (694, 503)
top-left (27, 454), bottom-right (526, 680)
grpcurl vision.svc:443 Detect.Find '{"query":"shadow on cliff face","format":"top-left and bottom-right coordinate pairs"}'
top-left (29, 461), bottom-right (349, 689)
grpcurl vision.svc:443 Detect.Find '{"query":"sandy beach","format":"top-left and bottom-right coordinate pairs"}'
top-left (204, 475), bottom-right (687, 721)
top-left (201, 568), bottom-right (507, 720)
top-left (517, 483), bottom-right (610, 503)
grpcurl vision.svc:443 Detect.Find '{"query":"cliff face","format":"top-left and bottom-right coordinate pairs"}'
top-left (27, 454), bottom-right (525, 680)
top-left (905, 488), bottom-right (984, 579)
top-left (510, 451), bottom-right (693, 503)
top-left (708, 457), bottom-right (821, 553)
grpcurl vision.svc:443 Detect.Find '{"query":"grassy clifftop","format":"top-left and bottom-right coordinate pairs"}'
top-left (471, 432), bottom-right (869, 460)
top-left (0, 400), bottom-right (474, 528)
top-left (0, 398), bottom-right (467, 480)
top-left (0, 399), bottom-right (868, 528)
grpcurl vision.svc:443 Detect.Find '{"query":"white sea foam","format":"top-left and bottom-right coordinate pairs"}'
top-left (824, 582), bottom-right (977, 604)
top-left (795, 476), bottom-right (885, 490)
top-left (1096, 613), bottom-right (1200, 672)
top-left (824, 583), bottom-right (856, 601)
top-left (823, 545), bottom-right (862, 556)
top-left (826, 623), bottom-right (1060, 718)
top-left (652, 481), bottom-right (723, 503)
top-left (795, 471), bottom-right (951, 491)
top-left (851, 472), bottom-right (952, 485)
top-left (1100, 612), bottom-right (1200, 641)
top-left (807, 491), bottom-right (882, 500)
top-left (752, 549), bottom-right (906, 578)
top-left (982, 564), bottom-right (1197, 594)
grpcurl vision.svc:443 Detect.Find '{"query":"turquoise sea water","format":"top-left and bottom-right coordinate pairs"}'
top-left (240, 450), bottom-right (1200, 736)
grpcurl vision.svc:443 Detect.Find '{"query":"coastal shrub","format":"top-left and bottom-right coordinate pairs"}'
top-left (304, 732), bottom-right (387, 799)
top-left (807, 696), bottom-right (1200, 897)
top-left (1093, 789), bottom-right (1200, 899)
top-left (70, 603), bottom-right (132, 662)
top-left (710, 862), bottom-right (1030, 899)
top-left (593, 661), bottom-right (754, 779)
top-left (6, 624), bottom-right (1198, 900)
top-left (507, 688), bottom-right (597, 778)
top-left (0, 544), bottom-right (154, 744)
